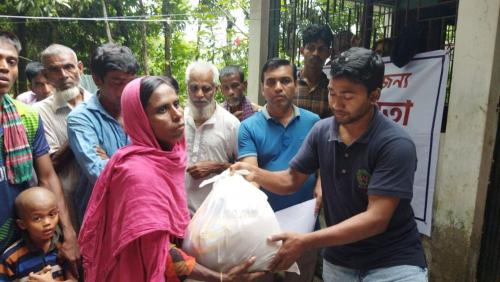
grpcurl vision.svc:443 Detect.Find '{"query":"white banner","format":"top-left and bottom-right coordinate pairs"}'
top-left (380, 50), bottom-right (449, 236)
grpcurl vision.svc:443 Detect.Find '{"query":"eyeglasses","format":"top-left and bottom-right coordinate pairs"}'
top-left (188, 83), bottom-right (215, 94)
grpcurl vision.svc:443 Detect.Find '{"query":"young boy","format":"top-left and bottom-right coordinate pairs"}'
top-left (0, 187), bottom-right (75, 281)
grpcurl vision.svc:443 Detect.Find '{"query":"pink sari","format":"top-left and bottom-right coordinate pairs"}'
top-left (78, 77), bottom-right (190, 282)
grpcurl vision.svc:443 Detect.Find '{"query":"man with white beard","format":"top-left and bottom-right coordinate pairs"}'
top-left (35, 44), bottom-right (91, 227)
top-left (184, 61), bottom-right (240, 214)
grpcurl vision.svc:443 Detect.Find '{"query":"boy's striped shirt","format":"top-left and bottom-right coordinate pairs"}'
top-left (0, 236), bottom-right (65, 281)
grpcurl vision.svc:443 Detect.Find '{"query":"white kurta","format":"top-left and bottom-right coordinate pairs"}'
top-left (184, 104), bottom-right (240, 214)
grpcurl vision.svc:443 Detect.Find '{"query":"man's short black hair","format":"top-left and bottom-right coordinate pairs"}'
top-left (25, 61), bottom-right (45, 82)
top-left (0, 31), bottom-right (21, 53)
top-left (330, 47), bottom-right (385, 92)
top-left (90, 43), bottom-right (139, 80)
top-left (220, 65), bottom-right (244, 82)
top-left (302, 24), bottom-right (333, 47)
top-left (261, 58), bottom-right (297, 83)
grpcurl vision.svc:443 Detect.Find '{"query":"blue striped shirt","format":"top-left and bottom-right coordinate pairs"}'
top-left (0, 233), bottom-right (66, 281)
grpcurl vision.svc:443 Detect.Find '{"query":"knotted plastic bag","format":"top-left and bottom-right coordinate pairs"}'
top-left (182, 170), bottom-right (299, 274)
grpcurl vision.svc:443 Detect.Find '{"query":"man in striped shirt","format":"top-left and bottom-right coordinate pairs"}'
top-left (296, 24), bottom-right (333, 119)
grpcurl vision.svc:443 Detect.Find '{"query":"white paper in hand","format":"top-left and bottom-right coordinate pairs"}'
top-left (183, 170), bottom-right (299, 274)
top-left (275, 198), bottom-right (317, 234)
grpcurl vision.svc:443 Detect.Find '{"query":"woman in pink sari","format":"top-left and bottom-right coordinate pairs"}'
top-left (78, 76), bottom-right (261, 282)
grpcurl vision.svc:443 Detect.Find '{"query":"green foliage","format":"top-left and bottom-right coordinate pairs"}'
top-left (15, 0), bottom-right (72, 16)
top-left (169, 31), bottom-right (198, 105)
top-left (0, 0), bottom-right (250, 99)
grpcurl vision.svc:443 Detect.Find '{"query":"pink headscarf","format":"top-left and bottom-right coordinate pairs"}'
top-left (78, 77), bottom-right (190, 281)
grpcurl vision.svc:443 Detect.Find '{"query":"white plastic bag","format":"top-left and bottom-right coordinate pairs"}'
top-left (182, 170), bottom-right (299, 274)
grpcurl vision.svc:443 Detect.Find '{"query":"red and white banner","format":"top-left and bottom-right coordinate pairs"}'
top-left (380, 50), bottom-right (449, 236)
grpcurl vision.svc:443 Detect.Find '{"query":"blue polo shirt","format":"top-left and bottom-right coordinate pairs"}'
top-left (290, 109), bottom-right (426, 270)
top-left (67, 93), bottom-right (129, 225)
top-left (238, 105), bottom-right (320, 211)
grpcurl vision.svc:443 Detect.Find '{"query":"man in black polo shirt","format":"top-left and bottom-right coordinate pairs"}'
top-left (232, 47), bottom-right (427, 281)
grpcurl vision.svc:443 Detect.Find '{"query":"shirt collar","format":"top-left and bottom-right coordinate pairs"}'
top-left (87, 91), bottom-right (117, 121)
top-left (328, 117), bottom-right (340, 142)
top-left (356, 108), bottom-right (382, 144)
top-left (262, 104), bottom-right (300, 121)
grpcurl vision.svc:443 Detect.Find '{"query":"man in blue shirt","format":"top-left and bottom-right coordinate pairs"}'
top-left (238, 58), bottom-right (320, 282)
top-left (0, 31), bottom-right (79, 277)
top-left (232, 48), bottom-right (427, 281)
top-left (67, 43), bottom-right (138, 225)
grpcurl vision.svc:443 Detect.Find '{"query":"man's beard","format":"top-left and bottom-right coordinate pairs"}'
top-left (55, 86), bottom-right (80, 102)
top-left (188, 98), bottom-right (216, 122)
top-left (332, 103), bottom-right (373, 125)
top-left (226, 95), bottom-right (243, 108)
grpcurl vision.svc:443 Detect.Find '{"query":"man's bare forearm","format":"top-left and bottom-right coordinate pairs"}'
top-left (251, 168), bottom-right (301, 195)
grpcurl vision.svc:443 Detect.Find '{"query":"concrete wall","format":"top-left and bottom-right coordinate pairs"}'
top-left (425, 0), bottom-right (500, 280)
top-left (247, 0), bottom-right (269, 106)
